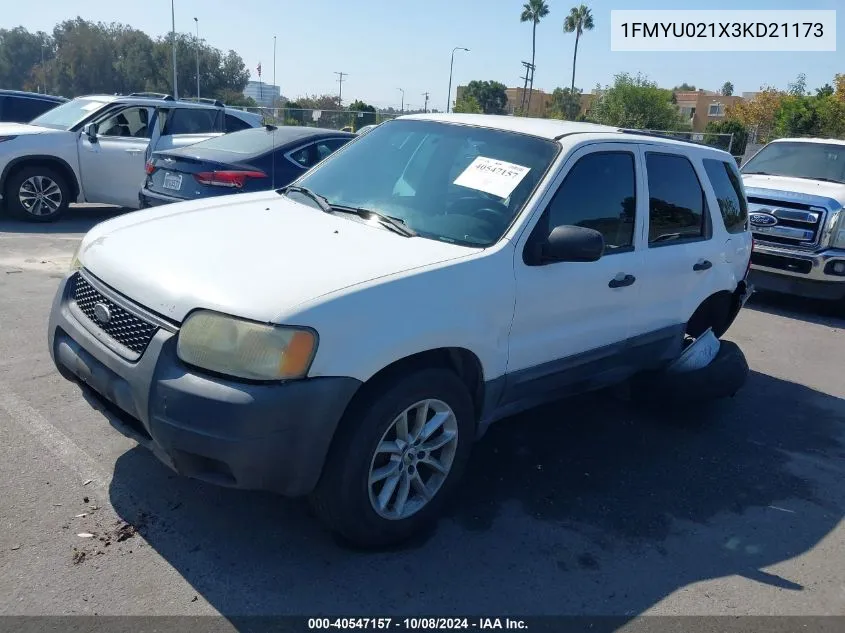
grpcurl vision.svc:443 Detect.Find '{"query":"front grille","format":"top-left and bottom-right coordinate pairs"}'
top-left (747, 196), bottom-right (825, 249)
top-left (72, 274), bottom-right (158, 357)
top-left (751, 252), bottom-right (813, 274)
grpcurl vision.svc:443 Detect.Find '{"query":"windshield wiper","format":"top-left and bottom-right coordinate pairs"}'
top-left (279, 185), bottom-right (331, 213)
top-left (331, 206), bottom-right (416, 237)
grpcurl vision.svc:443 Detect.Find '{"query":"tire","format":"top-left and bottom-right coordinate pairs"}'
top-left (630, 340), bottom-right (749, 409)
top-left (310, 368), bottom-right (475, 548)
top-left (4, 165), bottom-right (70, 222)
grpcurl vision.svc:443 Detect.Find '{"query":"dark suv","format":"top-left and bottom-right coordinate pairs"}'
top-left (0, 90), bottom-right (67, 123)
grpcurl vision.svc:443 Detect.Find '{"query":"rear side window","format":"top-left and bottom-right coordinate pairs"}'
top-left (703, 158), bottom-right (748, 234)
top-left (163, 108), bottom-right (223, 135)
top-left (225, 113), bottom-right (252, 132)
top-left (3, 96), bottom-right (57, 122)
top-left (645, 153), bottom-right (707, 245)
top-left (545, 151), bottom-right (637, 253)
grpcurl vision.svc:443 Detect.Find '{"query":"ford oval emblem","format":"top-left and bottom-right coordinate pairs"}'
top-left (749, 212), bottom-right (778, 227)
top-left (93, 302), bottom-right (112, 324)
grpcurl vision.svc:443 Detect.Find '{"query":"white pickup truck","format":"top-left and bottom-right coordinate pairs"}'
top-left (0, 93), bottom-right (261, 222)
top-left (741, 138), bottom-right (845, 307)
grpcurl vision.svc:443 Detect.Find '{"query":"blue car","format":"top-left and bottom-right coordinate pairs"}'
top-left (139, 125), bottom-right (355, 207)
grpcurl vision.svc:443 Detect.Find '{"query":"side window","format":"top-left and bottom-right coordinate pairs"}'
top-left (98, 107), bottom-right (153, 138)
top-left (5, 97), bottom-right (56, 122)
top-left (225, 113), bottom-right (252, 132)
top-left (645, 152), bottom-right (707, 245)
top-left (702, 158), bottom-right (748, 234)
top-left (288, 143), bottom-right (320, 168)
top-left (544, 152), bottom-right (637, 253)
top-left (162, 108), bottom-right (222, 135)
top-left (315, 138), bottom-right (349, 161)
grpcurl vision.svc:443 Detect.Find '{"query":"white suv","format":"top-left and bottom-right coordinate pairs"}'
top-left (0, 93), bottom-right (261, 222)
top-left (48, 114), bottom-right (752, 546)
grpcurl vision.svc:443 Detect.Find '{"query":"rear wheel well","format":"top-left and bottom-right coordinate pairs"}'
top-left (687, 291), bottom-right (734, 338)
top-left (348, 348), bottom-right (485, 423)
top-left (3, 157), bottom-right (80, 201)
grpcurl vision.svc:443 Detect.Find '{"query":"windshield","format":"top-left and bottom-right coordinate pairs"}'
top-left (742, 141), bottom-right (845, 184)
top-left (29, 97), bottom-right (111, 130)
top-left (295, 119), bottom-right (560, 246)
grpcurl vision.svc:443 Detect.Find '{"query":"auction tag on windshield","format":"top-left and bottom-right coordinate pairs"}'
top-left (453, 157), bottom-right (531, 199)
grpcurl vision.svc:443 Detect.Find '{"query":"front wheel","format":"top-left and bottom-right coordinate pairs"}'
top-left (310, 368), bottom-right (475, 548)
top-left (4, 165), bottom-right (70, 222)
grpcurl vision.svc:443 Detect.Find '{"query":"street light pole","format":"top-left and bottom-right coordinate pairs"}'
top-left (398, 88), bottom-right (404, 113)
top-left (446, 46), bottom-right (469, 113)
top-left (273, 36), bottom-right (277, 109)
top-left (171, 0), bottom-right (178, 99)
top-left (193, 17), bottom-right (200, 99)
top-left (40, 43), bottom-right (45, 94)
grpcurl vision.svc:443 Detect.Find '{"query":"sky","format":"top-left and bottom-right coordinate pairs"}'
top-left (4, 0), bottom-right (842, 110)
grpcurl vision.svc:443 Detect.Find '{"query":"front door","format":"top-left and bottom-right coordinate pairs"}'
top-left (505, 143), bottom-right (646, 404)
top-left (77, 106), bottom-right (154, 208)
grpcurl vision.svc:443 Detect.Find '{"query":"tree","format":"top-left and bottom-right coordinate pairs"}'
top-left (705, 119), bottom-right (748, 155)
top-left (453, 94), bottom-right (482, 113)
top-left (589, 72), bottom-right (688, 130)
top-left (461, 80), bottom-right (508, 115)
top-left (673, 83), bottom-right (696, 91)
top-left (563, 5), bottom-right (594, 98)
top-left (816, 84), bottom-right (834, 98)
top-left (348, 99), bottom-right (376, 129)
top-left (520, 0), bottom-right (550, 114)
top-left (546, 87), bottom-right (581, 120)
top-left (721, 81), bottom-right (734, 96)
top-left (0, 27), bottom-right (53, 91)
top-left (726, 87), bottom-right (787, 143)
top-left (787, 73), bottom-right (807, 96)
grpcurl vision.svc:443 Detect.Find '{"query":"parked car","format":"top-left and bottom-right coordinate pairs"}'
top-left (139, 126), bottom-right (355, 208)
top-left (49, 114), bottom-right (752, 547)
top-left (0, 93), bottom-right (261, 222)
top-left (356, 123), bottom-right (379, 136)
top-left (0, 90), bottom-right (67, 123)
top-left (741, 138), bottom-right (845, 306)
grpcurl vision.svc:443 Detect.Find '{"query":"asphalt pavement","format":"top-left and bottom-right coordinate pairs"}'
top-left (0, 205), bottom-right (843, 622)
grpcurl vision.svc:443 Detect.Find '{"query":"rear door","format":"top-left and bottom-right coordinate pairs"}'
top-left (77, 105), bottom-right (154, 208)
top-left (153, 106), bottom-right (224, 152)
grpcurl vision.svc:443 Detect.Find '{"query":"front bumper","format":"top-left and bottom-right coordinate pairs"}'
top-left (48, 272), bottom-right (361, 496)
top-left (749, 243), bottom-right (845, 301)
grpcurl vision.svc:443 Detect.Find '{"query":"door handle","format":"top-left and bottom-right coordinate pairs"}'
top-left (608, 274), bottom-right (636, 288)
top-left (693, 260), bottom-right (713, 271)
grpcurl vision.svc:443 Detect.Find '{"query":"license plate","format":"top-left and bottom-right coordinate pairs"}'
top-left (162, 173), bottom-right (182, 191)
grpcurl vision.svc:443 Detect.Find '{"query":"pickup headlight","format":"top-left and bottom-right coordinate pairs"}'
top-left (176, 310), bottom-right (317, 381)
top-left (69, 244), bottom-right (82, 272)
top-left (831, 210), bottom-right (845, 249)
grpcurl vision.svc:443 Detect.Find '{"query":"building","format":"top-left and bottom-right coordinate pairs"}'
top-left (674, 90), bottom-right (745, 132)
top-left (243, 80), bottom-right (281, 108)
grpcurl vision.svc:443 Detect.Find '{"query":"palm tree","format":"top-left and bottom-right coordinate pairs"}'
top-left (563, 4), bottom-right (594, 97)
top-left (520, 0), bottom-right (550, 115)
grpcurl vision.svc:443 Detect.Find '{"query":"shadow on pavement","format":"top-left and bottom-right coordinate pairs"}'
top-left (745, 291), bottom-right (844, 328)
top-left (107, 369), bottom-right (844, 620)
top-left (0, 205), bottom-right (129, 235)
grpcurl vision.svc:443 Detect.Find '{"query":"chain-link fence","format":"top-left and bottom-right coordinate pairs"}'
top-left (229, 107), bottom-right (399, 131)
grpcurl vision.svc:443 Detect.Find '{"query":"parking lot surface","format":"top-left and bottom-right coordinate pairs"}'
top-left (1, 206), bottom-right (843, 618)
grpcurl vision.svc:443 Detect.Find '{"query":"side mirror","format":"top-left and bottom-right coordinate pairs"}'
top-left (83, 122), bottom-right (98, 141)
top-left (541, 225), bottom-right (605, 263)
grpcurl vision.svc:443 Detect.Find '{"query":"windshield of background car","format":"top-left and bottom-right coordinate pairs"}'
top-left (29, 97), bottom-right (111, 130)
top-left (295, 119), bottom-right (560, 246)
top-left (742, 141), bottom-right (845, 184)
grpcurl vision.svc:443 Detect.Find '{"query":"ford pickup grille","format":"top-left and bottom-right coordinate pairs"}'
top-left (72, 273), bottom-right (159, 358)
top-left (747, 196), bottom-right (825, 249)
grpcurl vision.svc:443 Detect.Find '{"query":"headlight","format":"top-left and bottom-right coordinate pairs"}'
top-left (831, 210), bottom-right (845, 249)
top-left (69, 244), bottom-right (82, 272)
top-left (176, 310), bottom-right (317, 381)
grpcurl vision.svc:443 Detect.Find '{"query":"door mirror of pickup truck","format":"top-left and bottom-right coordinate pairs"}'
top-left (83, 123), bottom-right (98, 142)
top-left (541, 225), bottom-right (605, 263)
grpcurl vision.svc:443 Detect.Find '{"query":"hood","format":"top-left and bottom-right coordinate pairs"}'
top-left (0, 122), bottom-right (59, 136)
top-left (79, 192), bottom-right (476, 323)
top-left (742, 174), bottom-right (845, 206)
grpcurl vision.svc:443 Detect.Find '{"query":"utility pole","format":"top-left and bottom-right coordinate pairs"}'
top-left (335, 71), bottom-right (347, 107)
top-left (422, 92), bottom-right (430, 113)
top-left (519, 61), bottom-right (532, 111)
top-left (398, 88), bottom-right (405, 113)
top-left (193, 17), bottom-right (200, 99)
top-left (171, 0), bottom-right (178, 99)
top-left (273, 36), bottom-right (277, 110)
top-left (526, 62), bottom-right (537, 115)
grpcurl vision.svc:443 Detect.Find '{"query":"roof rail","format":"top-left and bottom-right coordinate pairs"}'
top-left (617, 128), bottom-right (710, 147)
top-left (128, 92), bottom-right (174, 101)
top-left (180, 97), bottom-right (225, 107)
